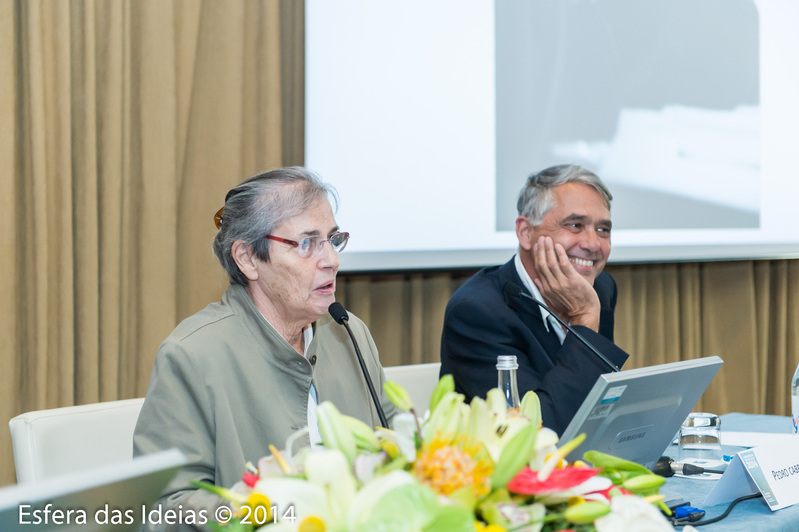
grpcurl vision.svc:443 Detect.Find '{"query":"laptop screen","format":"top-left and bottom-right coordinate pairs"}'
top-left (0, 449), bottom-right (185, 532)
top-left (560, 356), bottom-right (723, 470)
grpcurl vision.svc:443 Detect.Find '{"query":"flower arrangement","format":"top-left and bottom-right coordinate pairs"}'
top-left (195, 376), bottom-right (686, 532)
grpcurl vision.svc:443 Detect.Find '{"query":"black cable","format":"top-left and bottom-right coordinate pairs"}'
top-left (674, 493), bottom-right (763, 527)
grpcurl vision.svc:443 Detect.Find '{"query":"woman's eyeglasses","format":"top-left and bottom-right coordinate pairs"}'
top-left (215, 206), bottom-right (349, 259)
top-left (265, 232), bottom-right (350, 259)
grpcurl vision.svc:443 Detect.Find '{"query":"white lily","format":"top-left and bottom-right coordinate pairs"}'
top-left (478, 389), bottom-right (541, 462)
top-left (594, 494), bottom-right (675, 532)
top-left (422, 391), bottom-right (467, 443)
top-left (466, 396), bottom-right (492, 441)
top-left (248, 450), bottom-right (357, 532)
top-left (529, 427), bottom-right (559, 471)
top-left (251, 477), bottom-right (330, 530)
top-left (353, 451), bottom-right (389, 485)
top-left (485, 388), bottom-right (508, 417)
top-left (303, 449), bottom-right (356, 529)
top-left (375, 412), bottom-right (417, 462)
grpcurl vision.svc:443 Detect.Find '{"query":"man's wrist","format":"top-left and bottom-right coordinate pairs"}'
top-left (568, 309), bottom-right (600, 332)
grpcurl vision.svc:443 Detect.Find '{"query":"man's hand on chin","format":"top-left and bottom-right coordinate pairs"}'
top-left (532, 236), bottom-right (601, 332)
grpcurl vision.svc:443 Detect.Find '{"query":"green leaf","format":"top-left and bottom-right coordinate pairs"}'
top-left (352, 481), bottom-right (439, 532)
top-left (424, 505), bottom-right (475, 532)
top-left (491, 424), bottom-right (538, 488)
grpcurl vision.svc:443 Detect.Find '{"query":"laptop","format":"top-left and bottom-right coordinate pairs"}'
top-left (0, 448), bottom-right (185, 532)
top-left (560, 356), bottom-right (724, 470)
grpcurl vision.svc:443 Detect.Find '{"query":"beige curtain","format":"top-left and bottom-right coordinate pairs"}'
top-left (0, 0), bottom-right (302, 485)
top-left (611, 260), bottom-right (799, 415)
top-left (3, 0), bottom-right (799, 489)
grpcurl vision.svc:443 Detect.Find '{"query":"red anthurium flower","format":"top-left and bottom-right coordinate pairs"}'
top-left (242, 472), bottom-right (260, 488)
top-left (507, 466), bottom-right (600, 495)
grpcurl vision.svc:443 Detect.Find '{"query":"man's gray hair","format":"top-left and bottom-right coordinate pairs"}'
top-left (212, 166), bottom-right (338, 286)
top-left (516, 164), bottom-right (612, 225)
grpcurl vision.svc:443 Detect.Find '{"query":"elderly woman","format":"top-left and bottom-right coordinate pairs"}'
top-left (133, 167), bottom-right (396, 528)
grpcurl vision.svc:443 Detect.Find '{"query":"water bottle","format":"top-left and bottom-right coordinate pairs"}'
top-left (792, 364), bottom-right (799, 433)
top-left (496, 355), bottom-right (521, 410)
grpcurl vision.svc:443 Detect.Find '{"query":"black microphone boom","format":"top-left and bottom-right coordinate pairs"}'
top-left (327, 302), bottom-right (390, 428)
top-left (503, 281), bottom-right (620, 373)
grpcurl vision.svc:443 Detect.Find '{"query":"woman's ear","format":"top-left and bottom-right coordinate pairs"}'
top-left (231, 240), bottom-right (259, 282)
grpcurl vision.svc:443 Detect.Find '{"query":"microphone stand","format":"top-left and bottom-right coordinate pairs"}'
top-left (505, 282), bottom-right (620, 373)
top-left (329, 303), bottom-right (390, 428)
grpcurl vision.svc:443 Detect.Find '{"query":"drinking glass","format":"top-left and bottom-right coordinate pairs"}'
top-left (678, 412), bottom-right (722, 462)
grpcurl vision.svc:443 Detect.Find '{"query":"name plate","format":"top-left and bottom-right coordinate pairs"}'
top-left (705, 437), bottom-right (799, 510)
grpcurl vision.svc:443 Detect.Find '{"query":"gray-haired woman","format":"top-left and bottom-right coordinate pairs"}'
top-left (134, 167), bottom-right (396, 531)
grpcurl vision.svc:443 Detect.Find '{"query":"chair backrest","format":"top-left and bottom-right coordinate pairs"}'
top-left (8, 398), bottom-right (145, 484)
top-left (383, 362), bottom-right (441, 415)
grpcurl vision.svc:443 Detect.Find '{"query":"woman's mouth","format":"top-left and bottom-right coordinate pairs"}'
top-left (316, 280), bottom-right (336, 294)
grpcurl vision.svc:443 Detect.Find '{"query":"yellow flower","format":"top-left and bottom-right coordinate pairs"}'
top-left (298, 516), bottom-right (326, 532)
top-left (413, 434), bottom-right (493, 498)
top-left (240, 492), bottom-right (272, 526)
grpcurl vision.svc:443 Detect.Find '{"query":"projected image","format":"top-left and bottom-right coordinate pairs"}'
top-left (495, 0), bottom-right (760, 232)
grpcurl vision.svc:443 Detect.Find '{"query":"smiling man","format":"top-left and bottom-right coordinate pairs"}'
top-left (440, 164), bottom-right (629, 435)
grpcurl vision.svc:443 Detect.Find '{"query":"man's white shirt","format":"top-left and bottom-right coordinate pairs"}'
top-left (514, 253), bottom-right (567, 344)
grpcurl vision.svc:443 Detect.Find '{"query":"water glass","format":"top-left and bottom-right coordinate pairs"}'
top-left (678, 412), bottom-right (722, 462)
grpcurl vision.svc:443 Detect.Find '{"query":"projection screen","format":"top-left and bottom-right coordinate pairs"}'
top-left (306, 0), bottom-right (799, 272)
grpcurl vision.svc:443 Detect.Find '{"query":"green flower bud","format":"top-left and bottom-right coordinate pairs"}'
top-left (520, 391), bottom-right (542, 426)
top-left (341, 414), bottom-right (381, 452)
top-left (384, 380), bottom-right (414, 412)
top-left (621, 473), bottom-right (666, 496)
top-left (317, 401), bottom-right (357, 463)
top-left (583, 450), bottom-right (652, 475)
top-left (428, 374), bottom-right (455, 413)
top-left (564, 501), bottom-right (611, 524)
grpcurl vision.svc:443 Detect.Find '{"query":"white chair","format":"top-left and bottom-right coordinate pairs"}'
top-left (383, 362), bottom-right (442, 414)
top-left (8, 397), bottom-right (145, 484)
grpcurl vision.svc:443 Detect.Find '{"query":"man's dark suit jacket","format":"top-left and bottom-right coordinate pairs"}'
top-left (440, 257), bottom-right (629, 435)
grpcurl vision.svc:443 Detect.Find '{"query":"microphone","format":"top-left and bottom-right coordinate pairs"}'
top-left (328, 301), bottom-right (350, 325)
top-left (652, 456), bottom-right (726, 477)
top-left (503, 281), bottom-right (620, 373)
top-left (328, 302), bottom-right (389, 428)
